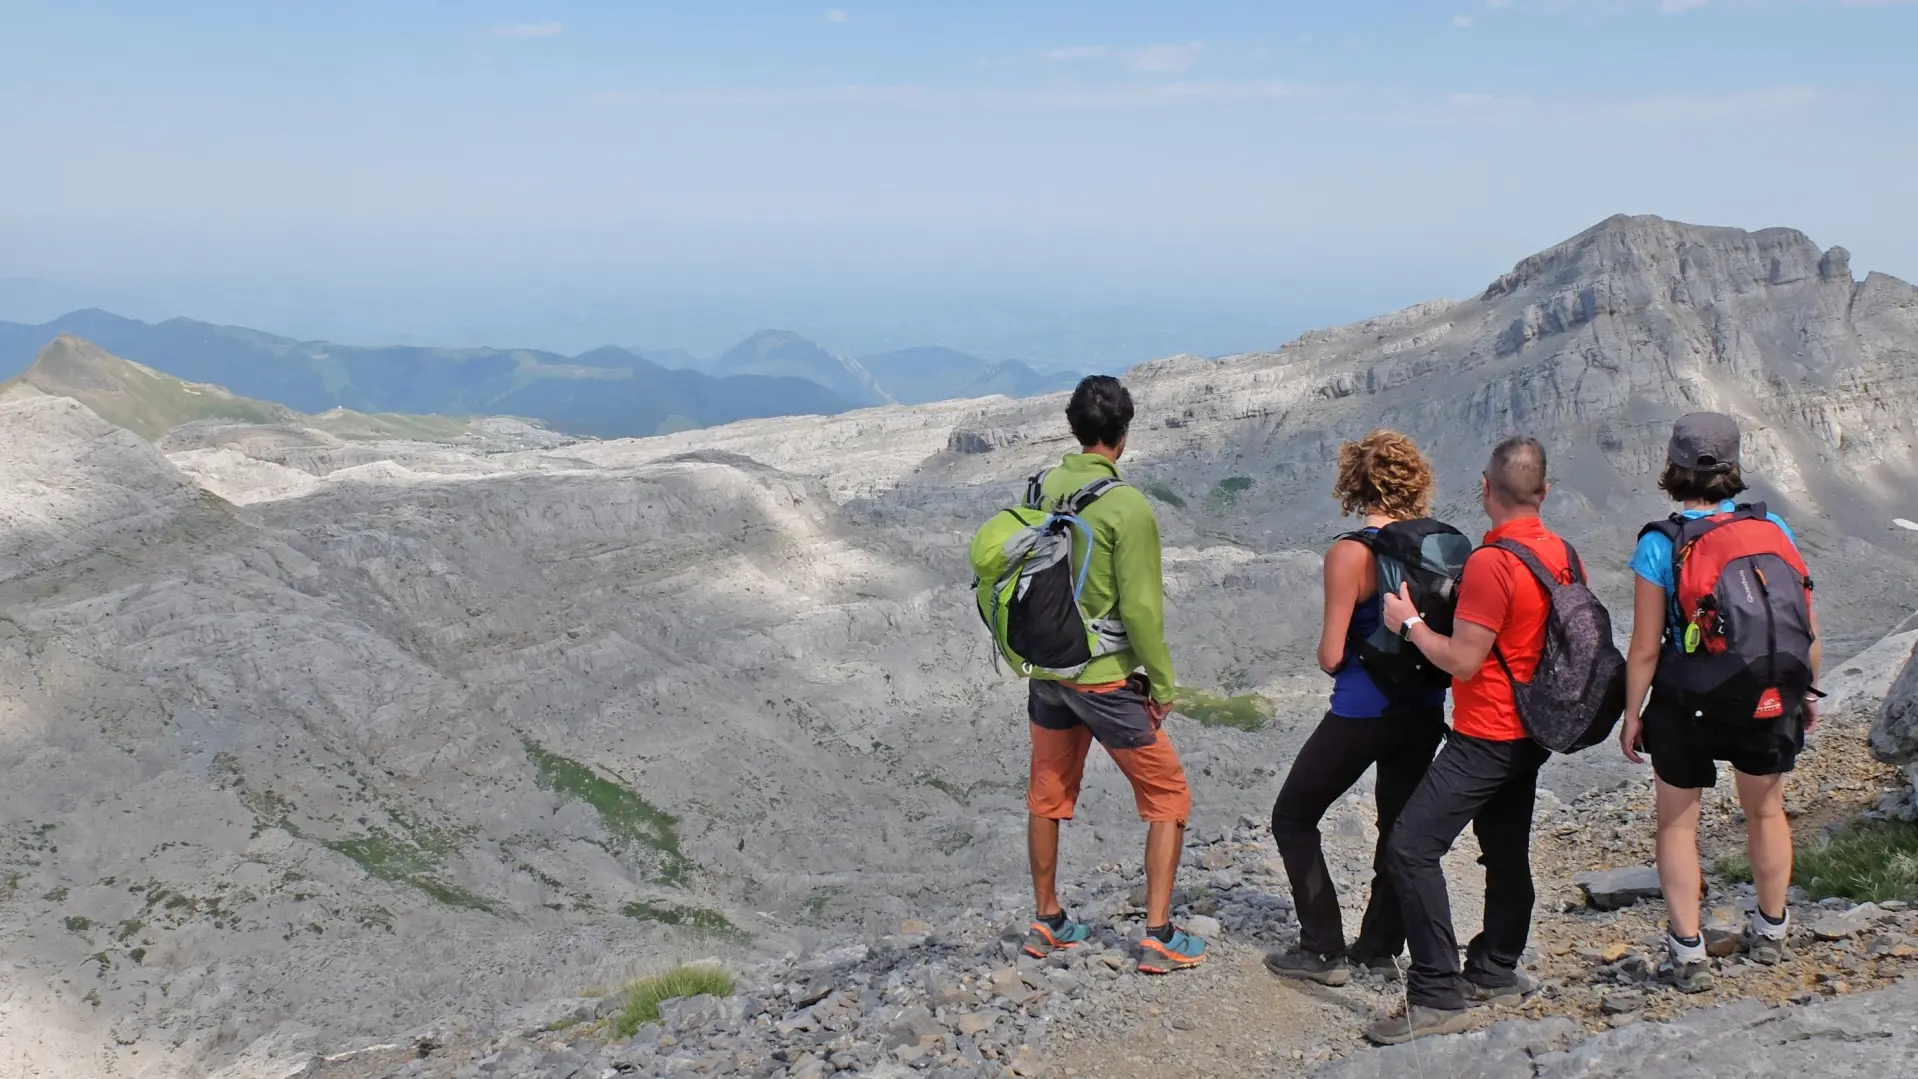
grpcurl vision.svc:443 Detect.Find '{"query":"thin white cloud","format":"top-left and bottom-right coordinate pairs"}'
top-left (590, 78), bottom-right (1317, 110)
top-left (1041, 45), bottom-right (1111, 62)
top-left (1437, 83), bottom-right (1836, 122)
top-left (1123, 43), bottom-right (1205, 73)
top-left (1454, 13), bottom-right (1479, 26)
top-left (826, 9), bottom-right (851, 23)
top-left (489, 22), bottom-right (563, 39)
top-left (1003, 42), bottom-right (1205, 73)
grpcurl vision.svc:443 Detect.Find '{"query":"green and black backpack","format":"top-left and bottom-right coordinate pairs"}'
top-left (968, 470), bottom-right (1131, 679)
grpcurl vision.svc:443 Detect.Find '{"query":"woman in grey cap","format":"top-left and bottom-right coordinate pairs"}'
top-left (1620, 411), bottom-right (1822, 993)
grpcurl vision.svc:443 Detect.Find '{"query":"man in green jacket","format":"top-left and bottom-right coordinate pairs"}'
top-left (1021, 375), bottom-right (1206, 974)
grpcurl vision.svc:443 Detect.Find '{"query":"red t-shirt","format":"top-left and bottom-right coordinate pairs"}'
top-left (1450, 515), bottom-right (1581, 742)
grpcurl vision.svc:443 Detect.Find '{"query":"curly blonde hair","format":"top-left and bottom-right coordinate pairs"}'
top-left (1333, 429), bottom-right (1435, 519)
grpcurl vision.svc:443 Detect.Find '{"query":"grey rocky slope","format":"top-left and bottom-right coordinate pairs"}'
top-left (1, 214), bottom-right (1915, 1078)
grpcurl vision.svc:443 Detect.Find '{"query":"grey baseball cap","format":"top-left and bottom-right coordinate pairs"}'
top-left (1668, 412), bottom-right (1741, 473)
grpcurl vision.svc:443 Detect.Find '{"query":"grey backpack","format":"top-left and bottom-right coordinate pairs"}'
top-left (1489, 538), bottom-right (1627, 753)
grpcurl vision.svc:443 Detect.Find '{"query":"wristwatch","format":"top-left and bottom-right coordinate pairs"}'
top-left (1399, 614), bottom-right (1424, 640)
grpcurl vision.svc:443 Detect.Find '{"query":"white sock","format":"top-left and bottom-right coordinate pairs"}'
top-left (1751, 906), bottom-right (1790, 939)
top-left (1667, 929), bottom-right (1708, 963)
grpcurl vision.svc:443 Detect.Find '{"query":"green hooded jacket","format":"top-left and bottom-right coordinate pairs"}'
top-left (1036, 452), bottom-right (1175, 702)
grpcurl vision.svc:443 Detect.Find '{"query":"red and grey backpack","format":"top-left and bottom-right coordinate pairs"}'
top-left (1639, 502), bottom-right (1816, 724)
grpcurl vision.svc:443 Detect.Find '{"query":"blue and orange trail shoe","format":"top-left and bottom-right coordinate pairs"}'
top-left (1023, 916), bottom-right (1092, 958)
top-left (1137, 926), bottom-right (1207, 974)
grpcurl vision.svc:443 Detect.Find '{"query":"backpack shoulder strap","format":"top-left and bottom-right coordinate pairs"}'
top-left (1063, 477), bottom-right (1124, 515)
top-left (1560, 539), bottom-right (1587, 585)
top-left (1638, 516), bottom-right (1682, 543)
top-left (1334, 529), bottom-right (1375, 548)
top-left (1488, 538), bottom-right (1564, 594)
top-left (1022, 468), bottom-right (1052, 510)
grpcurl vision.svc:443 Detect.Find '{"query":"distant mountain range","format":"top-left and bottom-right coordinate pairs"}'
top-left (671, 331), bottom-right (1081, 406)
top-left (0, 311), bottom-right (1084, 438)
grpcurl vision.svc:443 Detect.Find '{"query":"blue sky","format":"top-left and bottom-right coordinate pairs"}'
top-left (2, 0), bottom-right (1915, 354)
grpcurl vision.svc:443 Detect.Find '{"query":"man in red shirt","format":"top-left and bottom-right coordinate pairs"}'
top-left (1365, 435), bottom-right (1568, 1045)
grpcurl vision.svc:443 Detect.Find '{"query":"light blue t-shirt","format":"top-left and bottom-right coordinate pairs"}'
top-left (1631, 500), bottom-right (1797, 645)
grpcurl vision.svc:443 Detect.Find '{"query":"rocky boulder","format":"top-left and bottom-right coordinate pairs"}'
top-left (1869, 640), bottom-right (1918, 771)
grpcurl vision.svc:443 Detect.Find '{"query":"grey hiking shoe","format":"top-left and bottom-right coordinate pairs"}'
top-left (1466, 968), bottom-right (1541, 1007)
top-left (1664, 931), bottom-right (1715, 993)
top-left (1663, 956), bottom-right (1715, 993)
top-left (1746, 928), bottom-right (1792, 966)
top-left (1263, 947), bottom-right (1351, 987)
top-left (1363, 1005), bottom-right (1473, 1045)
top-left (1745, 908), bottom-right (1793, 965)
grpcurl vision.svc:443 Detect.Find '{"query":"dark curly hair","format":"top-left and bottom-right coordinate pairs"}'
top-left (1659, 461), bottom-right (1748, 503)
top-left (1333, 429), bottom-right (1435, 519)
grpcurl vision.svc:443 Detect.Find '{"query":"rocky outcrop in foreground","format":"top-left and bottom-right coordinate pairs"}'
top-left (1320, 978), bottom-right (1918, 1079)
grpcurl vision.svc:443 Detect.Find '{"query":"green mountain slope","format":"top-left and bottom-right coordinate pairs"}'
top-left (3, 335), bottom-right (473, 442)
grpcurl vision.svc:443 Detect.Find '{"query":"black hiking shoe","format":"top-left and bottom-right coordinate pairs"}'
top-left (1466, 968), bottom-right (1541, 1007)
top-left (1363, 1005), bottom-right (1473, 1045)
top-left (1349, 949), bottom-right (1404, 982)
top-left (1263, 947), bottom-right (1351, 987)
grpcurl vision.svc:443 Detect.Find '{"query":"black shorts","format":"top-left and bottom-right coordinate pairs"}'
top-left (1028, 675), bottom-right (1158, 751)
top-left (1642, 697), bottom-right (1802, 790)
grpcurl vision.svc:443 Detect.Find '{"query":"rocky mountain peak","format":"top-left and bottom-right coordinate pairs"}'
top-left (1481, 213), bottom-right (1833, 303)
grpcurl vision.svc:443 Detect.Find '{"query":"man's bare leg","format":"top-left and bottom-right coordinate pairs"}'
top-left (1144, 819), bottom-right (1184, 927)
top-left (1029, 813), bottom-right (1064, 918)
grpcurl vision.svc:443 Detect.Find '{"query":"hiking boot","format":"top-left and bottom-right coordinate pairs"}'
top-left (1745, 928), bottom-right (1792, 965)
top-left (1022, 916), bottom-right (1091, 958)
top-left (1263, 947), bottom-right (1351, 987)
top-left (1466, 968), bottom-right (1541, 1007)
top-left (1746, 909), bottom-right (1792, 966)
top-left (1663, 931), bottom-right (1715, 994)
top-left (1137, 926), bottom-right (1207, 974)
top-left (1349, 949), bottom-right (1405, 982)
top-left (1362, 1005), bottom-right (1472, 1046)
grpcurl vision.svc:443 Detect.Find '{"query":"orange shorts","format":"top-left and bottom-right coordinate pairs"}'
top-left (1026, 680), bottom-right (1192, 824)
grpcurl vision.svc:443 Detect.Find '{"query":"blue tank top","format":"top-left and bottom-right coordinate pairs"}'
top-left (1328, 529), bottom-right (1447, 718)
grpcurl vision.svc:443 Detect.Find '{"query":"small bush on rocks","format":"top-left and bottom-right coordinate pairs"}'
top-left (1798, 819), bottom-right (1918, 904)
top-left (615, 965), bottom-right (735, 1039)
top-left (1173, 687), bottom-right (1274, 731)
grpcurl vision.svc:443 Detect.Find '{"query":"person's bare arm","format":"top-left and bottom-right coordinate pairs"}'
top-left (1620, 576), bottom-right (1666, 763)
top-left (1317, 539), bottom-right (1370, 675)
top-left (1381, 583), bottom-right (1498, 681)
top-left (1805, 604), bottom-right (1824, 732)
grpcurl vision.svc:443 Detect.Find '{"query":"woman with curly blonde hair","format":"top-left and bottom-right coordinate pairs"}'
top-left (1265, 429), bottom-right (1448, 986)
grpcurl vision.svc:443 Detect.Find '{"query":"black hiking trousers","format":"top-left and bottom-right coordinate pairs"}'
top-left (1271, 708), bottom-right (1446, 959)
top-left (1385, 730), bottom-right (1551, 1011)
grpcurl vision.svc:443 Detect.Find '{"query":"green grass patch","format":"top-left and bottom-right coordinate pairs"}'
top-left (620, 900), bottom-right (740, 938)
top-left (525, 741), bottom-right (691, 886)
top-left (614, 966), bottom-right (736, 1039)
top-left (1797, 819), bottom-right (1918, 903)
top-left (1143, 482), bottom-right (1187, 510)
top-left (324, 829), bottom-right (497, 913)
top-left (1715, 818), bottom-right (1918, 903)
top-left (1172, 686), bottom-right (1274, 732)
